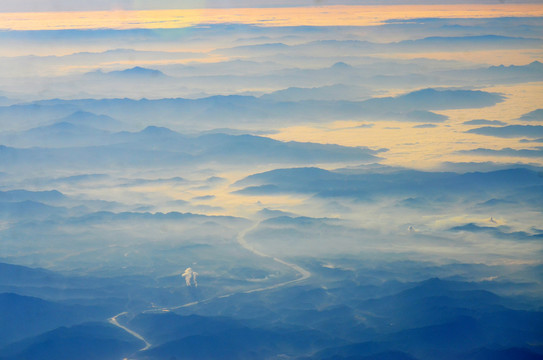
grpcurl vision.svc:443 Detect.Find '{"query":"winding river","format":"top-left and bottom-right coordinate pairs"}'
top-left (108, 221), bottom-right (311, 355)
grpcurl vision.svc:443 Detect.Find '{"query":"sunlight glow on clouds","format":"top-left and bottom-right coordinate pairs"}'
top-left (1, 4), bottom-right (543, 30)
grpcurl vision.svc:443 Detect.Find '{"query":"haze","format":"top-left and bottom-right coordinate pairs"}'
top-left (0, 3), bottom-right (542, 360)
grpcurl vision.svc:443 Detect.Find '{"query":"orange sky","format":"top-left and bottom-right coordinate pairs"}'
top-left (1, 4), bottom-right (543, 30)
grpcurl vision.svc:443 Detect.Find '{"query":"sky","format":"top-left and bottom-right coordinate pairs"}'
top-left (2, 0), bottom-right (543, 12)
top-left (1, 4), bottom-right (543, 30)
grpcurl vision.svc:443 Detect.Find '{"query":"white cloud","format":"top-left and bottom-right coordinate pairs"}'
top-left (181, 267), bottom-right (198, 287)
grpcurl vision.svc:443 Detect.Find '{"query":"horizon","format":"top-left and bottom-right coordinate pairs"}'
top-left (2, 4), bottom-right (543, 30)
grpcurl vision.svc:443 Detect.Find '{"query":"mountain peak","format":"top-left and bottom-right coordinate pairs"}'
top-left (86, 66), bottom-right (166, 78)
top-left (114, 66), bottom-right (165, 77)
top-left (140, 126), bottom-right (179, 136)
top-left (331, 61), bottom-right (352, 69)
top-left (56, 111), bottom-right (122, 131)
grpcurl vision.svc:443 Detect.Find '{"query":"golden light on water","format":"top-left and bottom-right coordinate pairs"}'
top-left (1, 4), bottom-right (543, 30)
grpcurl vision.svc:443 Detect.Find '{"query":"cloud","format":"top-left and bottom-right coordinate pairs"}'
top-left (181, 267), bottom-right (198, 287)
top-left (192, 271), bottom-right (198, 287)
top-left (467, 125), bottom-right (543, 138)
top-left (181, 267), bottom-right (193, 286)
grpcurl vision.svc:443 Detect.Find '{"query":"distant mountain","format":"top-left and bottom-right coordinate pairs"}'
top-left (463, 119), bottom-right (507, 126)
top-left (394, 35), bottom-right (543, 51)
top-left (128, 313), bottom-right (246, 346)
top-left (0, 96), bottom-right (18, 107)
top-left (69, 210), bottom-right (248, 226)
top-left (0, 121), bottom-right (111, 148)
top-left (233, 167), bottom-right (543, 200)
top-left (467, 125), bottom-right (543, 138)
top-left (0, 143), bottom-right (196, 170)
top-left (0, 189), bottom-right (65, 203)
top-left (449, 223), bottom-right (543, 241)
top-left (0, 261), bottom-right (157, 311)
top-left (135, 322), bottom-right (335, 360)
top-left (0, 200), bottom-right (68, 220)
top-left (391, 88), bottom-right (503, 110)
top-left (356, 278), bottom-right (507, 327)
top-left (0, 263), bottom-right (73, 295)
top-left (0, 293), bottom-right (111, 347)
top-left (56, 111), bottom-right (123, 131)
top-left (330, 61), bottom-right (353, 70)
top-left (519, 108), bottom-right (543, 122)
top-left (442, 61), bottom-right (543, 85)
top-left (194, 133), bottom-right (382, 164)
top-left (313, 342), bottom-right (414, 360)
top-left (219, 36), bottom-right (543, 57)
top-left (260, 84), bottom-right (373, 102)
top-left (0, 126), bottom-right (382, 169)
top-left (403, 110), bottom-right (448, 122)
top-left (464, 347), bottom-right (543, 360)
top-left (257, 208), bottom-right (296, 219)
top-left (216, 42), bottom-right (290, 55)
top-left (0, 322), bottom-right (140, 360)
top-left (86, 66), bottom-right (166, 79)
top-left (310, 278), bottom-right (543, 360)
top-left (110, 66), bottom-right (166, 77)
top-left (487, 60), bottom-right (543, 75)
top-left (0, 103), bottom-right (78, 132)
top-left (25, 88), bottom-right (501, 127)
top-left (111, 125), bottom-right (191, 151)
